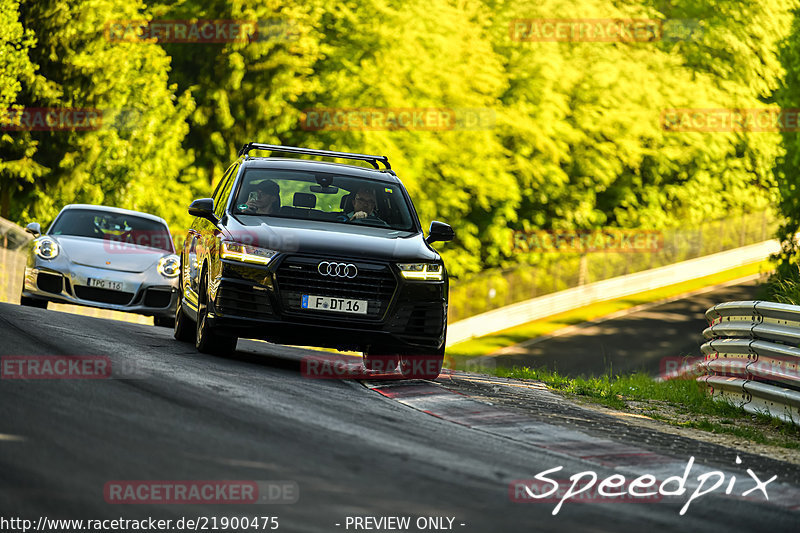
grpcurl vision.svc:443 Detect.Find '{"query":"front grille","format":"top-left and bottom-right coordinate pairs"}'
top-left (276, 256), bottom-right (396, 320)
top-left (37, 272), bottom-right (63, 294)
top-left (217, 281), bottom-right (273, 320)
top-left (143, 288), bottom-right (173, 308)
top-left (74, 286), bottom-right (134, 305)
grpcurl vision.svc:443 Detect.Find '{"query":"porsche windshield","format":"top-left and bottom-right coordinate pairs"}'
top-left (232, 169), bottom-right (416, 232)
top-left (49, 209), bottom-right (174, 252)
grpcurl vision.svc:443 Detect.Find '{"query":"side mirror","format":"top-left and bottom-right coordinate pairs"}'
top-left (25, 222), bottom-right (41, 237)
top-left (426, 221), bottom-right (454, 245)
top-left (188, 198), bottom-right (219, 224)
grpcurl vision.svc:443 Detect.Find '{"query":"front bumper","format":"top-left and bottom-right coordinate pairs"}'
top-left (22, 264), bottom-right (178, 318)
top-left (205, 258), bottom-right (447, 352)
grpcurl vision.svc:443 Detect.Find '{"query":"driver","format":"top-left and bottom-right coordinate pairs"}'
top-left (241, 180), bottom-right (280, 215)
top-left (346, 187), bottom-right (384, 222)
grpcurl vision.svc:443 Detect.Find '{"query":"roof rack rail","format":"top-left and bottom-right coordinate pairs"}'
top-left (238, 143), bottom-right (391, 170)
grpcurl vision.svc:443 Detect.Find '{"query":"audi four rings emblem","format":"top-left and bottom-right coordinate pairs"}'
top-left (318, 261), bottom-right (358, 278)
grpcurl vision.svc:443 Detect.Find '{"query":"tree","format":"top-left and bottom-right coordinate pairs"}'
top-left (0, 0), bottom-right (47, 219)
top-left (7, 0), bottom-right (195, 230)
top-left (288, 0), bottom-right (518, 276)
top-left (774, 2), bottom-right (800, 283)
top-left (150, 0), bottom-right (325, 190)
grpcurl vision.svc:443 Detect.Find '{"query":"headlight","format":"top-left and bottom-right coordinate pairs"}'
top-left (157, 255), bottom-right (180, 278)
top-left (397, 263), bottom-right (443, 281)
top-left (34, 238), bottom-right (59, 260)
top-left (221, 241), bottom-right (278, 265)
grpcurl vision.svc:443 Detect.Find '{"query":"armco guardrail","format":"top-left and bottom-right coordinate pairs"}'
top-left (701, 301), bottom-right (800, 426)
top-left (447, 239), bottom-right (779, 346)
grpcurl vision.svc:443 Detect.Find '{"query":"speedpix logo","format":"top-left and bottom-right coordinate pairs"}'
top-left (510, 456), bottom-right (776, 515)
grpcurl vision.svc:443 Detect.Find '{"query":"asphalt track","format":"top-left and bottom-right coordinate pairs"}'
top-left (487, 278), bottom-right (763, 377)
top-left (0, 301), bottom-right (798, 532)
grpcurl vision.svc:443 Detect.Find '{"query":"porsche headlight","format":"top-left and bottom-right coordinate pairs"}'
top-left (397, 263), bottom-right (443, 281)
top-left (221, 241), bottom-right (278, 265)
top-left (157, 255), bottom-right (180, 278)
top-left (34, 238), bottom-right (59, 260)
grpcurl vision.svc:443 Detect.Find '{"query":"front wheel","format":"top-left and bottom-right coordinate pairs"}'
top-left (173, 292), bottom-right (195, 342)
top-left (195, 270), bottom-right (237, 355)
top-left (20, 272), bottom-right (47, 308)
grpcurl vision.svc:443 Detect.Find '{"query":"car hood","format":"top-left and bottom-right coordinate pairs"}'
top-left (226, 216), bottom-right (439, 262)
top-left (52, 235), bottom-right (166, 273)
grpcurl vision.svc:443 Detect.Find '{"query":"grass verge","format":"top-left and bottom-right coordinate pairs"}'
top-left (443, 259), bottom-right (800, 451)
top-left (479, 365), bottom-right (800, 451)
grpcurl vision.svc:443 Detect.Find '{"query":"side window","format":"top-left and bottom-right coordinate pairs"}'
top-left (213, 164), bottom-right (239, 218)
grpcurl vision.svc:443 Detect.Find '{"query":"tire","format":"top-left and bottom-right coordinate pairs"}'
top-left (154, 315), bottom-right (175, 328)
top-left (399, 347), bottom-right (444, 380)
top-left (20, 295), bottom-right (47, 309)
top-left (195, 269), bottom-right (237, 355)
top-left (173, 282), bottom-right (195, 343)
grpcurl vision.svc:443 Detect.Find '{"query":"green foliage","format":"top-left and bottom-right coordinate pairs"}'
top-left (492, 366), bottom-right (800, 448)
top-left (0, 0), bottom-right (46, 216)
top-left (773, 3), bottom-right (800, 291)
top-left (494, 0), bottom-right (786, 245)
top-left (0, 0), bottom-right (33, 107)
top-left (150, 0), bottom-right (325, 189)
top-left (2, 0), bottom-right (796, 279)
top-left (284, 0), bottom-right (517, 275)
top-left (4, 0), bottom-right (195, 230)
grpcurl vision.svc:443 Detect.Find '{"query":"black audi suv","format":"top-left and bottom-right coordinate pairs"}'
top-left (175, 143), bottom-right (454, 379)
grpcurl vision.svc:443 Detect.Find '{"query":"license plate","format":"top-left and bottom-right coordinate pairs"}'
top-left (87, 278), bottom-right (123, 291)
top-left (301, 294), bottom-right (368, 315)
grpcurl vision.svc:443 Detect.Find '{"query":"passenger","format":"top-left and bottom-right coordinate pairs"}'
top-left (241, 180), bottom-right (280, 215)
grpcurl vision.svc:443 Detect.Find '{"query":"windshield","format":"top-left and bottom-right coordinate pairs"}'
top-left (232, 169), bottom-right (417, 232)
top-left (49, 208), bottom-right (174, 252)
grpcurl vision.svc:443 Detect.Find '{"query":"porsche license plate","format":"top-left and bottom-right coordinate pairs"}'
top-left (87, 278), bottom-right (123, 291)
